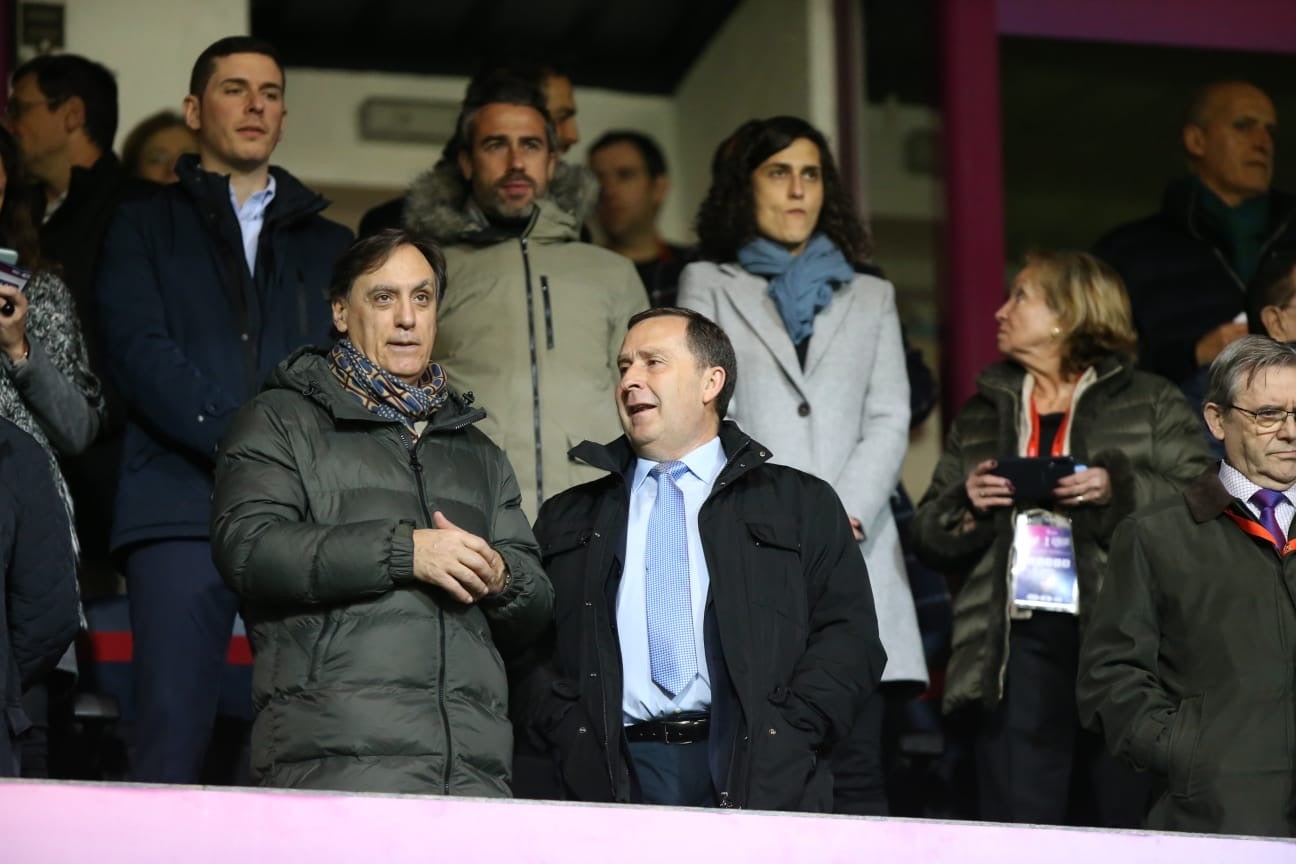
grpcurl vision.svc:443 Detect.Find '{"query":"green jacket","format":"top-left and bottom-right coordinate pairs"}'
top-left (211, 346), bottom-right (553, 795)
top-left (403, 163), bottom-right (648, 519)
top-left (1078, 470), bottom-right (1296, 837)
top-left (911, 356), bottom-right (1211, 713)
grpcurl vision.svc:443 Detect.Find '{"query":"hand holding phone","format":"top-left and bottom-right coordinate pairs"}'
top-left (989, 456), bottom-right (1077, 503)
top-left (966, 459), bottom-right (1016, 513)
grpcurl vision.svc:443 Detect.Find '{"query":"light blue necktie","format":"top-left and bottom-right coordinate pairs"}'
top-left (645, 460), bottom-right (697, 697)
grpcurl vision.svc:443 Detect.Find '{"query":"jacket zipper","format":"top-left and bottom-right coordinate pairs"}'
top-left (408, 440), bottom-right (453, 796)
top-left (706, 443), bottom-right (762, 808)
top-left (988, 364), bottom-right (1123, 702)
top-left (599, 557), bottom-right (620, 798)
top-left (540, 275), bottom-right (554, 349)
top-left (520, 237), bottom-right (544, 513)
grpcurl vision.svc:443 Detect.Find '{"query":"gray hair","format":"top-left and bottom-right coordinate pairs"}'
top-left (1204, 335), bottom-right (1296, 408)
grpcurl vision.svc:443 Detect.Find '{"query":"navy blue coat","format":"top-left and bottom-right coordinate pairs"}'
top-left (0, 419), bottom-right (79, 776)
top-left (96, 155), bottom-right (352, 552)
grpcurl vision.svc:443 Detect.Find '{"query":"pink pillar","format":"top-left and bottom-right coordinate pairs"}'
top-left (938, 0), bottom-right (1004, 420)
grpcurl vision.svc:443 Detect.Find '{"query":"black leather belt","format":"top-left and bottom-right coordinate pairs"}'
top-left (624, 714), bottom-right (710, 745)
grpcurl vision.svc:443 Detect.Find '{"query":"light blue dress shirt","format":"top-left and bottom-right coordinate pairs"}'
top-left (618, 436), bottom-right (727, 724)
top-left (230, 175), bottom-right (277, 276)
top-left (1219, 461), bottom-right (1296, 537)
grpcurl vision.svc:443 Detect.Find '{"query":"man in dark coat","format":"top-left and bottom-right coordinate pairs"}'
top-left (0, 419), bottom-right (80, 776)
top-left (511, 307), bottom-right (884, 811)
top-left (95, 36), bottom-right (352, 783)
top-left (1079, 335), bottom-right (1296, 838)
top-left (1094, 82), bottom-right (1295, 413)
top-left (211, 229), bottom-right (551, 794)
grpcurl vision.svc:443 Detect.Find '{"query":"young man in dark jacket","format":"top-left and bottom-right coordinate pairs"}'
top-left (0, 419), bottom-right (80, 776)
top-left (94, 36), bottom-right (352, 784)
top-left (511, 307), bottom-right (885, 811)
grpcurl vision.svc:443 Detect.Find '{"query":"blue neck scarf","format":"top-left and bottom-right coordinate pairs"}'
top-left (737, 233), bottom-right (854, 345)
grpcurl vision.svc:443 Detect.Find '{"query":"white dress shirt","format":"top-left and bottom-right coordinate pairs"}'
top-left (1219, 460), bottom-right (1296, 537)
top-left (618, 436), bottom-right (726, 724)
top-left (230, 174), bottom-right (277, 276)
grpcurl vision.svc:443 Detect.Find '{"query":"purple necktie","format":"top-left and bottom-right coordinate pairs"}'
top-left (1250, 488), bottom-right (1289, 550)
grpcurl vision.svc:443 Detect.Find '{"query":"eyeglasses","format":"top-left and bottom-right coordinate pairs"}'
top-left (1228, 404), bottom-right (1296, 431)
top-left (4, 97), bottom-right (59, 121)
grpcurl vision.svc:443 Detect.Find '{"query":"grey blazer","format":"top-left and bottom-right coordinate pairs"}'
top-left (679, 262), bottom-right (926, 685)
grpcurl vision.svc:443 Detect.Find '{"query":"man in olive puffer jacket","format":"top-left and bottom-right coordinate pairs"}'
top-left (211, 230), bottom-right (552, 795)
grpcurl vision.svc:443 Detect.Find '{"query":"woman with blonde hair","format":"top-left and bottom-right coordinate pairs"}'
top-left (912, 250), bottom-right (1212, 826)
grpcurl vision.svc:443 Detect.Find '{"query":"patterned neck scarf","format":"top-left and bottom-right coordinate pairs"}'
top-left (327, 337), bottom-right (450, 436)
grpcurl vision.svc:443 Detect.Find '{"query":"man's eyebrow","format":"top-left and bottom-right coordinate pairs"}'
top-left (364, 279), bottom-right (434, 294)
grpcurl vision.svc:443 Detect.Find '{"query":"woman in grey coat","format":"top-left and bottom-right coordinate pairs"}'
top-left (678, 116), bottom-right (924, 815)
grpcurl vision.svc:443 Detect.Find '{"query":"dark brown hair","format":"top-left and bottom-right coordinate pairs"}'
top-left (695, 116), bottom-right (870, 264)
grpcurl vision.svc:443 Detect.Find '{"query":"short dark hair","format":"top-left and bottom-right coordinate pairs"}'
top-left (627, 307), bottom-right (737, 419)
top-left (589, 130), bottom-right (668, 177)
top-left (329, 229), bottom-right (448, 334)
top-left (454, 68), bottom-right (557, 155)
top-left (12, 54), bottom-right (118, 152)
top-left (1247, 253), bottom-right (1296, 335)
top-left (694, 115), bottom-right (870, 264)
top-left (189, 36), bottom-right (284, 97)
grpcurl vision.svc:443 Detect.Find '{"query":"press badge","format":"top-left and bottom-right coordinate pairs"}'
top-left (1008, 508), bottom-right (1079, 615)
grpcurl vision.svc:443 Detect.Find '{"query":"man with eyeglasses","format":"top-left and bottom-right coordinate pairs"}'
top-left (6, 55), bottom-right (124, 330)
top-left (1079, 335), bottom-right (1296, 838)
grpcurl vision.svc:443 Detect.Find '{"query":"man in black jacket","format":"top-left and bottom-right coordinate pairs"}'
top-left (0, 419), bottom-right (80, 777)
top-left (1094, 81), bottom-right (1295, 414)
top-left (511, 307), bottom-right (884, 810)
top-left (95, 36), bottom-right (351, 784)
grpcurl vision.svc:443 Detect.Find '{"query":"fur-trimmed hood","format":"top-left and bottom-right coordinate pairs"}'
top-left (402, 159), bottom-right (599, 245)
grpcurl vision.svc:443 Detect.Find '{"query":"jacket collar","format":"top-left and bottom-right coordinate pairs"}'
top-left (401, 158), bottom-right (595, 245)
top-left (267, 344), bottom-right (485, 432)
top-left (1162, 175), bottom-right (1296, 243)
top-left (710, 263), bottom-right (856, 391)
top-left (976, 353), bottom-right (1132, 402)
top-left (175, 154), bottom-right (328, 227)
top-left (568, 420), bottom-right (770, 485)
top-left (1183, 464), bottom-right (1240, 524)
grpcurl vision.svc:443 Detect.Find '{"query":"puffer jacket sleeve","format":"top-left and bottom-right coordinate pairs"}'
top-left (1084, 376), bottom-right (1214, 543)
top-left (480, 445), bottom-right (552, 652)
top-left (912, 404), bottom-right (999, 569)
top-left (1076, 517), bottom-right (1177, 775)
top-left (5, 427), bottom-right (79, 686)
top-left (212, 397), bottom-right (414, 607)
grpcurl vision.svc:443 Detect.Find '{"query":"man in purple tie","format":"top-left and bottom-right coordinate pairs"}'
top-left (1078, 335), bottom-right (1296, 838)
top-left (509, 307), bottom-right (884, 811)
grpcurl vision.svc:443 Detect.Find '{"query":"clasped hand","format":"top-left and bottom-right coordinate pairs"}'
top-left (412, 511), bottom-right (507, 603)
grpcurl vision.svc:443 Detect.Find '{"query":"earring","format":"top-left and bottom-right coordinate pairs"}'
top-left (1051, 326), bottom-right (1061, 338)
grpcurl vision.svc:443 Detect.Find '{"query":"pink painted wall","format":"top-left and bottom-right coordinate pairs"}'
top-left (1, 780), bottom-right (1292, 863)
